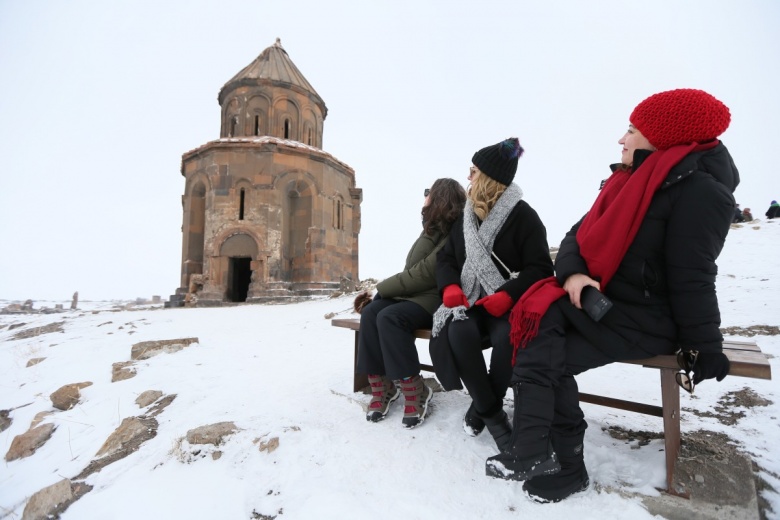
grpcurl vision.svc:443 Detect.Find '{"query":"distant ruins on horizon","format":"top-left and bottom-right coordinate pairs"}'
top-left (167, 39), bottom-right (362, 307)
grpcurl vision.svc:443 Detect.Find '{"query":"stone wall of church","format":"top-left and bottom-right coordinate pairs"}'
top-left (178, 140), bottom-right (359, 302)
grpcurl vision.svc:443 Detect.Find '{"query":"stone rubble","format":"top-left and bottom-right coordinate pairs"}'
top-left (49, 381), bottom-right (93, 411)
top-left (5, 423), bottom-right (56, 462)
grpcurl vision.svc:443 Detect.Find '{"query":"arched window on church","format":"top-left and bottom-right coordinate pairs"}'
top-left (239, 188), bottom-right (246, 220)
top-left (229, 116), bottom-right (239, 137)
top-left (333, 197), bottom-right (344, 230)
top-left (254, 115), bottom-right (261, 136)
top-left (284, 118), bottom-right (291, 139)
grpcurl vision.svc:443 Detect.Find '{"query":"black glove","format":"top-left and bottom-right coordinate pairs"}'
top-left (692, 352), bottom-right (730, 384)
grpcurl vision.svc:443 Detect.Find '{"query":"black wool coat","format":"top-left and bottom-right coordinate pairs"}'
top-left (555, 142), bottom-right (739, 356)
top-left (435, 200), bottom-right (554, 301)
top-left (430, 198), bottom-right (554, 390)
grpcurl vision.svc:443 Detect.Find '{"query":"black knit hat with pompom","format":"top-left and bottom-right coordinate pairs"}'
top-left (472, 137), bottom-right (524, 185)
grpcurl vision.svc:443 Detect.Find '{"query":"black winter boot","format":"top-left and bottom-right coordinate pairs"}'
top-left (523, 432), bottom-right (589, 503)
top-left (485, 383), bottom-right (560, 481)
top-left (463, 401), bottom-right (486, 437)
top-left (480, 409), bottom-right (512, 452)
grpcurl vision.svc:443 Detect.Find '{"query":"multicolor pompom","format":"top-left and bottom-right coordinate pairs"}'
top-left (498, 137), bottom-right (524, 159)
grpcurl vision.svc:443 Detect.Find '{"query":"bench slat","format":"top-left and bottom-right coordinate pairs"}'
top-left (721, 349), bottom-right (772, 379)
top-left (333, 318), bottom-right (434, 338)
top-left (579, 392), bottom-right (663, 417)
top-left (331, 318), bottom-right (360, 331)
top-left (627, 349), bottom-right (771, 380)
top-left (723, 340), bottom-right (762, 351)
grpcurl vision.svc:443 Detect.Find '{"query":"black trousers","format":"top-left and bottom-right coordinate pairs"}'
top-left (447, 306), bottom-right (513, 416)
top-left (356, 298), bottom-right (432, 380)
top-left (511, 299), bottom-right (661, 437)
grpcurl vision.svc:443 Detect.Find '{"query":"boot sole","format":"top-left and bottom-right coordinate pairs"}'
top-left (402, 385), bottom-right (433, 429)
top-left (462, 403), bottom-right (485, 437)
top-left (485, 453), bottom-right (561, 481)
top-left (463, 421), bottom-right (485, 437)
top-left (365, 388), bottom-right (401, 422)
top-left (523, 476), bottom-right (590, 503)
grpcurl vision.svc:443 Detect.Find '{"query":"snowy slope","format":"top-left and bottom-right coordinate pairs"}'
top-left (1, 220), bottom-right (779, 519)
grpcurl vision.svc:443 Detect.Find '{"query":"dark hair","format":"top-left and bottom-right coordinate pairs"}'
top-left (422, 178), bottom-right (466, 236)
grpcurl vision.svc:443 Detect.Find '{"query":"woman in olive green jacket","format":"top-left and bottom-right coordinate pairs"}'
top-left (356, 178), bottom-right (466, 428)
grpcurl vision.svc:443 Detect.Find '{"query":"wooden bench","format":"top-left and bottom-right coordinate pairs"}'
top-left (331, 317), bottom-right (772, 495)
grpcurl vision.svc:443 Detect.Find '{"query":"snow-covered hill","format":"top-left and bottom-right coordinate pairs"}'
top-left (1, 220), bottom-right (779, 519)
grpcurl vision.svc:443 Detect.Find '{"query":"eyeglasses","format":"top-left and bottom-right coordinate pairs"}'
top-left (675, 349), bottom-right (699, 394)
top-left (424, 188), bottom-right (430, 197)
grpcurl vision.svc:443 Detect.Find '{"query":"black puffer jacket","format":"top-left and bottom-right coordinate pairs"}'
top-left (436, 200), bottom-right (554, 301)
top-left (555, 142), bottom-right (738, 355)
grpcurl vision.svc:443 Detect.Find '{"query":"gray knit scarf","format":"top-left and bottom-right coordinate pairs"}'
top-left (431, 183), bottom-right (523, 336)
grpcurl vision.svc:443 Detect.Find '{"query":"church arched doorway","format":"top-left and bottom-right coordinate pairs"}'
top-left (220, 233), bottom-right (258, 302)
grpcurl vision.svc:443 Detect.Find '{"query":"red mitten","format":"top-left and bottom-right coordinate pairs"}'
top-left (442, 284), bottom-right (470, 308)
top-left (475, 291), bottom-right (513, 317)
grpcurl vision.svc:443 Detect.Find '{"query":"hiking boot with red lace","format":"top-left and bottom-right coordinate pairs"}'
top-left (366, 374), bottom-right (400, 422)
top-left (399, 374), bottom-right (433, 429)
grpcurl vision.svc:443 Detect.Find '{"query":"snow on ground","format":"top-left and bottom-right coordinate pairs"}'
top-left (1, 220), bottom-right (779, 519)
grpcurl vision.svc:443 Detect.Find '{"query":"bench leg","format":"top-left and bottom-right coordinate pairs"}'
top-left (353, 331), bottom-right (369, 393)
top-left (660, 367), bottom-right (683, 495)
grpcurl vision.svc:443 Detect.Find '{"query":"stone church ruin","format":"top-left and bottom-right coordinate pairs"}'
top-left (168, 39), bottom-right (361, 306)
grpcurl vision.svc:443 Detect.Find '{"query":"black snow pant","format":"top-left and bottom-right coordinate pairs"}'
top-left (356, 298), bottom-right (432, 381)
top-left (447, 306), bottom-right (513, 417)
top-left (511, 298), bottom-right (663, 446)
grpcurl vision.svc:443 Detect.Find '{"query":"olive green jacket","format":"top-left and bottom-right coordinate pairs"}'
top-left (375, 230), bottom-right (447, 314)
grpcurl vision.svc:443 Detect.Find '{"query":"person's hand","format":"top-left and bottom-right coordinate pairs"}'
top-left (693, 352), bottom-right (730, 384)
top-left (353, 291), bottom-right (373, 314)
top-left (562, 273), bottom-right (600, 309)
top-left (442, 284), bottom-right (470, 308)
top-left (475, 291), bottom-right (513, 317)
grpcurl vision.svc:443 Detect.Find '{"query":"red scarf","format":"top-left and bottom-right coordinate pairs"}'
top-left (509, 141), bottom-right (719, 362)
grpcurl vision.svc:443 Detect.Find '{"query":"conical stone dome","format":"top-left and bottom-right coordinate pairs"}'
top-left (218, 38), bottom-right (326, 117)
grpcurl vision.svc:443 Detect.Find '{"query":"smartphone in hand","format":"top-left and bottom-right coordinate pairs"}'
top-left (580, 286), bottom-right (613, 322)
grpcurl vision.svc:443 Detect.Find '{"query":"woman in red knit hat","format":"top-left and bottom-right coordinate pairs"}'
top-left (486, 89), bottom-right (739, 503)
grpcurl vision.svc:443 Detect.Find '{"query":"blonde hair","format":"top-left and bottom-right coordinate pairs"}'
top-left (468, 171), bottom-right (507, 221)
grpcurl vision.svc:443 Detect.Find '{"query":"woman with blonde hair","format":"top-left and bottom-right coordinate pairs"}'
top-left (430, 138), bottom-right (553, 451)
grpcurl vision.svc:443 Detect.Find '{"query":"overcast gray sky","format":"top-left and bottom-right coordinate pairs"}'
top-left (1, 0), bottom-right (778, 302)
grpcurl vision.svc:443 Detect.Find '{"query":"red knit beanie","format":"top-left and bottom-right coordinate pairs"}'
top-left (629, 89), bottom-right (731, 150)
